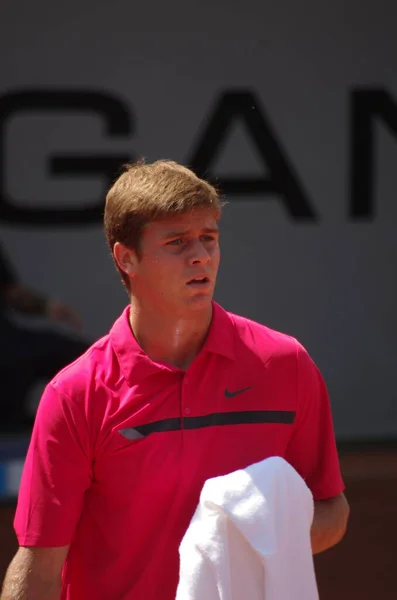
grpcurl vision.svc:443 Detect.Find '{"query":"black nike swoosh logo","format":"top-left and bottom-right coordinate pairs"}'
top-left (224, 386), bottom-right (252, 398)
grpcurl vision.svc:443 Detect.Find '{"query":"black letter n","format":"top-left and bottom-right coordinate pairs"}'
top-left (350, 88), bottom-right (397, 219)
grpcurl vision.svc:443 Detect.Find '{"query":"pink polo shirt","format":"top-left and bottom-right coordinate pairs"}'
top-left (14, 302), bottom-right (344, 599)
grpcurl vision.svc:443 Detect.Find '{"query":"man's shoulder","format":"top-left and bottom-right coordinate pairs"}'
top-left (50, 333), bottom-right (112, 398)
top-left (226, 309), bottom-right (301, 360)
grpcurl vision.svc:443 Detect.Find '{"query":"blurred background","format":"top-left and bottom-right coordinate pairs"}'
top-left (0, 0), bottom-right (396, 597)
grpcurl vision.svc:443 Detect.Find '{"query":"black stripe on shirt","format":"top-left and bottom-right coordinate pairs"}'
top-left (132, 410), bottom-right (296, 436)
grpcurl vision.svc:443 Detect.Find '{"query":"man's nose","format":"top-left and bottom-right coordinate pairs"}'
top-left (187, 240), bottom-right (211, 265)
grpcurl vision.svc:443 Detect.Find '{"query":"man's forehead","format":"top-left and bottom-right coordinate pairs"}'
top-left (144, 210), bottom-right (219, 233)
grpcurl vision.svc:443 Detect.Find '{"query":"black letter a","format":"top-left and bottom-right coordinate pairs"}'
top-left (188, 90), bottom-right (316, 220)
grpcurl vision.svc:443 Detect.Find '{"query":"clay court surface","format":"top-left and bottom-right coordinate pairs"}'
top-left (1, 445), bottom-right (396, 599)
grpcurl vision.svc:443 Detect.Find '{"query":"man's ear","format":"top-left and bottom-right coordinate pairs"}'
top-left (113, 242), bottom-right (139, 278)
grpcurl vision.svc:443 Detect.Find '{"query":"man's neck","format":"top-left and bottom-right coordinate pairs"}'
top-left (129, 301), bottom-right (213, 370)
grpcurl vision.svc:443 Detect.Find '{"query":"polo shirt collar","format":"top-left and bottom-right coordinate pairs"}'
top-left (110, 302), bottom-right (235, 385)
top-left (201, 302), bottom-right (235, 361)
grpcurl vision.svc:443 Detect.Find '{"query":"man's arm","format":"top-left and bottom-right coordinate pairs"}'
top-left (1, 546), bottom-right (69, 600)
top-left (311, 492), bottom-right (350, 554)
top-left (9, 384), bottom-right (92, 598)
top-left (3, 284), bottom-right (47, 316)
top-left (285, 342), bottom-right (349, 553)
top-left (0, 244), bottom-right (81, 328)
top-left (3, 284), bottom-right (82, 329)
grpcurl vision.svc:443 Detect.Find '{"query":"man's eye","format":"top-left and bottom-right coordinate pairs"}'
top-left (167, 239), bottom-right (184, 246)
top-left (201, 235), bottom-right (215, 242)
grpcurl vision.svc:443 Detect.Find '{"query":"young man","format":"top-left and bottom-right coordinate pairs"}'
top-left (1, 160), bottom-right (349, 600)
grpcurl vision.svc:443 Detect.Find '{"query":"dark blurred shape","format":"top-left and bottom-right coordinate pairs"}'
top-left (0, 242), bottom-right (89, 431)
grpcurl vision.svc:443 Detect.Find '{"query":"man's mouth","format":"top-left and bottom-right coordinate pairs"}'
top-left (186, 276), bottom-right (210, 286)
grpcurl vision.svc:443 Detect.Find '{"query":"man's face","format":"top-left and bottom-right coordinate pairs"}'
top-left (130, 208), bottom-right (220, 314)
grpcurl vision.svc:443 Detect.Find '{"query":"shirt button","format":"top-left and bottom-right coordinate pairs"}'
top-left (184, 407), bottom-right (191, 415)
top-left (184, 377), bottom-right (189, 384)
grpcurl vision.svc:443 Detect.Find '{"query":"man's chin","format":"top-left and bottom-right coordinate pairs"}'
top-left (182, 293), bottom-right (214, 311)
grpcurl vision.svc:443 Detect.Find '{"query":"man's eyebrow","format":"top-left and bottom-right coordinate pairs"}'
top-left (161, 227), bottom-right (219, 239)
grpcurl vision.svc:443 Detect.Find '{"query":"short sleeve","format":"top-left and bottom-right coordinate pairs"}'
top-left (285, 343), bottom-right (345, 501)
top-left (14, 383), bottom-right (93, 547)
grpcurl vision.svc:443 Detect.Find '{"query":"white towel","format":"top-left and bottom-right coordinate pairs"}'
top-left (176, 456), bottom-right (319, 600)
